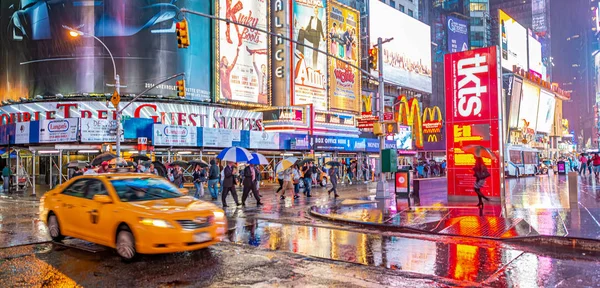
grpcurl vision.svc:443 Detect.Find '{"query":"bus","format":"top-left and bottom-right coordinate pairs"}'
top-left (506, 145), bottom-right (540, 177)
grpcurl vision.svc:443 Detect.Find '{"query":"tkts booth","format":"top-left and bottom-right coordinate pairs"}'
top-left (444, 46), bottom-right (505, 201)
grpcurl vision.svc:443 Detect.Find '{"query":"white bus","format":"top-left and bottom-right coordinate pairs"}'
top-left (506, 145), bottom-right (540, 177)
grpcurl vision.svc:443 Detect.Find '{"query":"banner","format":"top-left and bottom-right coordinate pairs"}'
top-left (39, 118), bottom-right (78, 143)
top-left (447, 16), bottom-right (469, 53)
top-left (202, 127), bottom-right (233, 147)
top-left (249, 131), bottom-right (280, 149)
top-left (80, 118), bottom-right (123, 142)
top-left (292, 0), bottom-right (328, 110)
top-left (216, 0), bottom-right (269, 105)
top-left (15, 122), bottom-right (30, 144)
top-left (499, 10), bottom-right (528, 71)
top-left (445, 46), bottom-right (504, 198)
top-left (153, 124), bottom-right (198, 146)
top-left (328, 2), bottom-right (360, 112)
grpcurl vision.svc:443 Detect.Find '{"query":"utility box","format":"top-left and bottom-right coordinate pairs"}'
top-left (381, 149), bottom-right (398, 173)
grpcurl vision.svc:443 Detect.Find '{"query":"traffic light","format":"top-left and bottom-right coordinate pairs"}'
top-left (176, 80), bottom-right (185, 97)
top-left (176, 19), bottom-right (190, 48)
top-left (369, 48), bottom-right (378, 70)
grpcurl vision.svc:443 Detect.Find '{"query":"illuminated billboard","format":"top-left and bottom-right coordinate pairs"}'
top-left (216, 0), bottom-right (270, 105)
top-left (292, 0), bottom-right (328, 111)
top-left (518, 82), bottom-right (540, 132)
top-left (444, 47), bottom-right (503, 198)
top-left (499, 10), bottom-right (528, 71)
top-left (328, 2), bottom-right (360, 112)
top-left (536, 90), bottom-right (555, 134)
top-left (507, 77), bottom-right (523, 128)
top-left (0, 0), bottom-right (211, 101)
top-left (595, 54), bottom-right (600, 103)
top-left (369, 0), bottom-right (432, 93)
top-left (528, 34), bottom-right (543, 77)
top-left (447, 16), bottom-right (469, 53)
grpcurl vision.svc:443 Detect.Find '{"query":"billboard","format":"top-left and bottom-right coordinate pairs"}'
top-left (39, 118), bottom-right (79, 143)
top-left (507, 76), bottom-right (523, 128)
top-left (154, 124), bottom-right (198, 146)
top-left (394, 126), bottom-right (413, 150)
top-left (528, 34), bottom-right (543, 77)
top-left (595, 54), bottom-right (600, 103)
top-left (292, 0), bottom-right (328, 111)
top-left (328, 2), bottom-right (360, 112)
top-left (215, 0), bottom-right (269, 105)
top-left (444, 47), bottom-right (503, 198)
top-left (536, 90), bottom-right (555, 134)
top-left (369, 0), bottom-right (432, 93)
top-left (0, 0), bottom-right (211, 101)
top-left (447, 16), bottom-right (469, 53)
top-left (499, 10), bottom-right (528, 71)
top-left (517, 82), bottom-right (540, 132)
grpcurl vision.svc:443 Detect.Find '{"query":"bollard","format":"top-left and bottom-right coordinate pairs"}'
top-left (568, 171), bottom-right (578, 203)
top-left (548, 168), bottom-right (554, 177)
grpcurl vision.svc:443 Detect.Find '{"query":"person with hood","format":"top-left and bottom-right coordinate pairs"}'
top-left (472, 156), bottom-right (491, 208)
top-left (208, 159), bottom-right (220, 200)
top-left (98, 161), bottom-right (110, 174)
top-left (242, 163), bottom-right (263, 206)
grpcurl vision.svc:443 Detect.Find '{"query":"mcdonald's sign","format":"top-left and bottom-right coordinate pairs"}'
top-left (396, 95), bottom-right (424, 149)
top-left (361, 94), bottom-right (373, 115)
top-left (423, 107), bottom-right (443, 134)
top-left (427, 134), bottom-right (438, 142)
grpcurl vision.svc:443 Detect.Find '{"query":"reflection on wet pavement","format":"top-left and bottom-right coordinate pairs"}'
top-left (311, 176), bottom-right (600, 240)
top-left (228, 218), bottom-right (600, 285)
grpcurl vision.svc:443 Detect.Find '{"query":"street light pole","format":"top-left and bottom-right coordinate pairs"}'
top-left (63, 25), bottom-right (123, 157)
top-left (376, 37), bottom-right (393, 198)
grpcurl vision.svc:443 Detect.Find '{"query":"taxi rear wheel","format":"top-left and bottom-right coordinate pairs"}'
top-left (48, 214), bottom-right (64, 242)
top-left (116, 229), bottom-right (136, 261)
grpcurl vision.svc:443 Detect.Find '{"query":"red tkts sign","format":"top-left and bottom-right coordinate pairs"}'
top-left (444, 47), bottom-right (504, 199)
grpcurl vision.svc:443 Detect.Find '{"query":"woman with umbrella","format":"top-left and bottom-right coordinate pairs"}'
top-left (192, 164), bottom-right (207, 199)
top-left (464, 145), bottom-right (494, 208)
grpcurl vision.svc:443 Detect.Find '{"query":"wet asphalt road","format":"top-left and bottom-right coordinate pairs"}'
top-left (1, 180), bottom-right (600, 287)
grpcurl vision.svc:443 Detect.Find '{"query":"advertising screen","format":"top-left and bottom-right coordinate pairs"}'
top-left (536, 90), bottom-right (555, 134)
top-left (447, 16), bottom-right (469, 53)
top-left (595, 54), bottom-right (600, 103)
top-left (216, 0), bottom-right (269, 105)
top-left (328, 2), bottom-right (360, 112)
top-left (444, 47), bottom-right (503, 198)
top-left (499, 10), bottom-right (528, 71)
top-left (292, 0), bottom-right (328, 111)
top-left (395, 125), bottom-right (413, 150)
top-left (507, 77), bottom-right (523, 128)
top-left (517, 82), bottom-right (540, 131)
top-left (0, 0), bottom-right (211, 101)
top-left (369, 0), bottom-right (432, 93)
top-left (528, 34), bottom-right (543, 76)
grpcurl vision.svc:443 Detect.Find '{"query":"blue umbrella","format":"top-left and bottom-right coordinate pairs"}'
top-left (248, 153), bottom-right (269, 165)
top-left (217, 147), bottom-right (254, 163)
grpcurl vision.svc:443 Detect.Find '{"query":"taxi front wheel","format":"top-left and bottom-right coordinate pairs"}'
top-left (48, 214), bottom-right (64, 242)
top-left (116, 230), bottom-right (136, 261)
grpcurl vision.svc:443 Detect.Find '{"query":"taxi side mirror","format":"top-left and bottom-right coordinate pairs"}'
top-left (179, 188), bottom-right (189, 195)
top-left (93, 194), bottom-right (113, 204)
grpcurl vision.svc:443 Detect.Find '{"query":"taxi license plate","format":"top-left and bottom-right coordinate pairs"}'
top-left (193, 232), bottom-right (212, 243)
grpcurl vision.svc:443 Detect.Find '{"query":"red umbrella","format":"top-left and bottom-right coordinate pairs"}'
top-left (462, 145), bottom-right (497, 160)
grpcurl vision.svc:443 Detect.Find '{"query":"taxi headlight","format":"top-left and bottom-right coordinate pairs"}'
top-left (139, 218), bottom-right (173, 228)
top-left (213, 211), bottom-right (225, 221)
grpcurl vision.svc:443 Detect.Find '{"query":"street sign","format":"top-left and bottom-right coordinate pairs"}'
top-left (111, 90), bottom-right (120, 108)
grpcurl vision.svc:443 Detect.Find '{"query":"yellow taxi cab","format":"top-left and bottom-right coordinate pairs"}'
top-left (40, 173), bottom-right (227, 260)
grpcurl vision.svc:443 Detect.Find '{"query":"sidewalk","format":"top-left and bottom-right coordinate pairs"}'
top-left (310, 175), bottom-right (600, 243)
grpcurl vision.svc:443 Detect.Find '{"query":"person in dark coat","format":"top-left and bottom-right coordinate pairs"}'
top-left (473, 156), bottom-right (491, 208)
top-left (328, 166), bottom-right (339, 198)
top-left (208, 160), bottom-right (220, 200)
top-left (242, 164), bottom-right (263, 206)
top-left (222, 162), bottom-right (240, 207)
top-left (173, 165), bottom-right (184, 188)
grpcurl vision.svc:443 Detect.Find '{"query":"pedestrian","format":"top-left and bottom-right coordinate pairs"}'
top-left (281, 168), bottom-right (292, 200)
top-left (173, 165), bottom-right (184, 188)
top-left (98, 161), bottom-right (110, 174)
top-left (254, 164), bottom-right (262, 198)
top-left (275, 170), bottom-right (285, 194)
top-left (292, 164), bottom-right (301, 199)
top-left (242, 163), bottom-right (263, 206)
top-left (72, 167), bottom-right (83, 178)
top-left (222, 161), bottom-right (241, 207)
top-left (302, 162), bottom-right (313, 197)
top-left (2, 165), bottom-right (11, 193)
top-left (208, 159), bottom-right (220, 201)
top-left (311, 163), bottom-right (318, 187)
top-left (344, 163), bottom-right (353, 185)
top-left (579, 154), bottom-right (587, 176)
top-left (472, 156), bottom-right (491, 208)
top-left (148, 164), bottom-right (159, 175)
top-left (192, 165), bottom-right (206, 199)
top-left (593, 153), bottom-right (600, 178)
top-left (328, 166), bottom-right (339, 198)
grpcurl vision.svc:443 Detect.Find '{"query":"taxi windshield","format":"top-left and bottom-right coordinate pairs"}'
top-left (111, 177), bottom-right (182, 202)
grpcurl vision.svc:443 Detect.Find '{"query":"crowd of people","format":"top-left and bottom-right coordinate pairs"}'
top-left (414, 159), bottom-right (446, 178)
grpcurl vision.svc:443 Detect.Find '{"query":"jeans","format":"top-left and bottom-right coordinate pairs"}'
top-left (294, 182), bottom-right (300, 195)
top-left (194, 182), bottom-right (204, 198)
top-left (2, 176), bottom-right (8, 192)
top-left (304, 177), bottom-right (312, 196)
top-left (580, 164), bottom-right (587, 175)
top-left (208, 179), bottom-right (219, 199)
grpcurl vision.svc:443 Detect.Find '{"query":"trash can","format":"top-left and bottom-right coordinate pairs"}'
top-left (394, 169), bottom-right (411, 198)
top-left (557, 161), bottom-right (566, 175)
